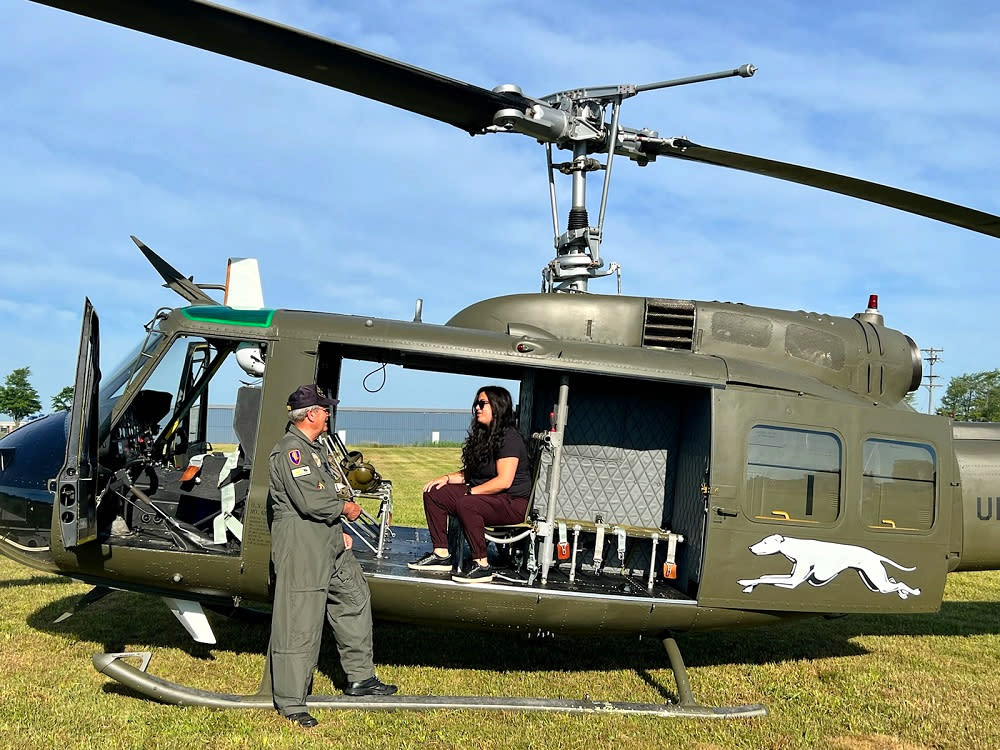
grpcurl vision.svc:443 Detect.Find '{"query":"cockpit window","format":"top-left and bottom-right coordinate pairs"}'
top-left (109, 333), bottom-right (263, 469)
top-left (98, 331), bottom-right (165, 435)
top-left (97, 332), bottom-right (266, 556)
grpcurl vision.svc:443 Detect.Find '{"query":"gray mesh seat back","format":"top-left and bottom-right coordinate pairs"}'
top-left (233, 386), bottom-right (262, 457)
top-left (528, 375), bottom-right (680, 530)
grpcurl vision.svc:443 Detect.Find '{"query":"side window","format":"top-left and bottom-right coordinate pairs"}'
top-left (862, 439), bottom-right (936, 531)
top-left (746, 426), bottom-right (841, 524)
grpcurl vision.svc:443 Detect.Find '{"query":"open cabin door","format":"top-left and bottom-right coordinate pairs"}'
top-left (56, 298), bottom-right (101, 548)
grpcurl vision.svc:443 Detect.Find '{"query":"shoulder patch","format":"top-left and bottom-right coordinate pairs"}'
top-left (291, 465), bottom-right (312, 478)
top-left (288, 449), bottom-right (302, 465)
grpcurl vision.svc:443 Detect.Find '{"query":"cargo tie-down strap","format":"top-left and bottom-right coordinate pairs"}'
top-left (214, 449), bottom-right (244, 544)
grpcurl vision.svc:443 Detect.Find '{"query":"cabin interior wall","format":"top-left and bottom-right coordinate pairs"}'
top-left (316, 353), bottom-right (343, 410)
top-left (668, 394), bottom-right (711, 595)
top-left (528, 372), bottom-right (710, 591)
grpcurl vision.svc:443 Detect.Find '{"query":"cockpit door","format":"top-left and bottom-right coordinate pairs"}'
top-left (56, 299), bottom-right (101, 548)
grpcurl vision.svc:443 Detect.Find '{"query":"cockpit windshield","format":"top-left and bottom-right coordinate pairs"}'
top-left (98, 330), bottom-right (165, 437)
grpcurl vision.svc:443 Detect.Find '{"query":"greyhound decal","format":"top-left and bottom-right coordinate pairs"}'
top-left (738, 534), bottom-right (921, 600)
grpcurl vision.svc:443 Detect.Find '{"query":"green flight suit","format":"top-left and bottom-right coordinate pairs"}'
top-left (267, 424), bottom-right (374, 716)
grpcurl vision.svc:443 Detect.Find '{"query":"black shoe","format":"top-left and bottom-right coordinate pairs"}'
top-left (285, 712), bottom-right (318, 728)
top-left (407, 551), bottom-right (453, 572)
top-left (452, 563), bottom-right (493, 584)
top-left (345, 675), bottom-right (399, 696)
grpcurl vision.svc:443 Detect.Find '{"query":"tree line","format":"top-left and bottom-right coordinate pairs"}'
top-left (0, 367), bottom-right (73, 428)
top-left (936, 370), bottom-right (1000, 422)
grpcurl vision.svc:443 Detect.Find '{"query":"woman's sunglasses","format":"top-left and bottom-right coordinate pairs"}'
top-left (473, 400), bottom-right (489, 410)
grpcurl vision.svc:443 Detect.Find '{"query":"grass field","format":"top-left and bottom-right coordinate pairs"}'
top-left (1, 447), bottom-right (999, 749)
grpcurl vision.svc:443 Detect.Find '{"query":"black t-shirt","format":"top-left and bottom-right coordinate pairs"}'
top-left (466, 426), bottom-right (532, 499)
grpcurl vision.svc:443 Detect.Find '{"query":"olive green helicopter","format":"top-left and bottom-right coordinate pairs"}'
top-left (4, 0), bottom-right (1000, 718)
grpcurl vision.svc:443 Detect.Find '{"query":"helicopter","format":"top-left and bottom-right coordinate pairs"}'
top-left (3, 0), bottom-right (1000, 719)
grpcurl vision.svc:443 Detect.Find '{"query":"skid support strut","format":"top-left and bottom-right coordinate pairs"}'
top-left (91, 648), bottom-right (767, 718)
top-left (662, 635), bottom-right (700, 708)
top-left (658, 635), bottom-right (768, 715)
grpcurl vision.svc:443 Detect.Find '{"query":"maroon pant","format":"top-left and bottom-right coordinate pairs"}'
top-left (423, 483), bottom-right (529, 560)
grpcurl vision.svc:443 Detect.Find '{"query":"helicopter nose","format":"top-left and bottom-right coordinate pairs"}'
top-left (0, 413), bottom-right (66, 571)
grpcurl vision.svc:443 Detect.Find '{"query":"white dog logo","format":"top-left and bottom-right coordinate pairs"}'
top-left (738, 534), bottom-right (921, 600)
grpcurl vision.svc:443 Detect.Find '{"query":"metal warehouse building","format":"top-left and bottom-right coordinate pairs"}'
top-left (206, 406), bottom-right (470, 446)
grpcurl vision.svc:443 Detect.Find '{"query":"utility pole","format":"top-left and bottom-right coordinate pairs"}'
top-left (921, 347), bottom-right (944, 414)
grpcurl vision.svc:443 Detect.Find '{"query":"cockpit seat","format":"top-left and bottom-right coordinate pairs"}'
top-left (132, 389), bottom-right (173, 431)
top-left (233, 385), bottom-right (261, 459)
top-left (200, 385), bottom-right (260, 544)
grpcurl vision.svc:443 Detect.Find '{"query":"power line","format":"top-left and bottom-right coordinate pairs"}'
top-left (921, 347), bottom-right (944, 414)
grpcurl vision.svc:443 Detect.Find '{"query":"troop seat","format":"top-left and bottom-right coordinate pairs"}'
top-left (481, 425), bottom-right (685, 584)
top-left (530, 437), bottom-right (671, 533)
top-left (483, 432), bottom-right (548, 546)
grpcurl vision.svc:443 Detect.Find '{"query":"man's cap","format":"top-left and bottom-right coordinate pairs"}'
top-left (286, 384), bottom-right (339, 411)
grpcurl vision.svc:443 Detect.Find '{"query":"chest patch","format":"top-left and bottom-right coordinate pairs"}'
top-left (288, 449), bottom-right (302, 465)
top-left (291, 465), bottom-right (312, 478)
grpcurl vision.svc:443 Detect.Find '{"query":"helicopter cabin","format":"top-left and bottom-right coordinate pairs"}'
top-left (46, 291), bottom-right (952, 627)
top-left (46, 299), bottom-right (719, 610)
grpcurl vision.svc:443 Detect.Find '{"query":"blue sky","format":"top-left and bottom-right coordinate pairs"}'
top-left (1, 0), bottom-right (998, 414)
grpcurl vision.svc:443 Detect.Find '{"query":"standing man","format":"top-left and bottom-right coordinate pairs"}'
top-left (268, 384), bottom-right (397, 728)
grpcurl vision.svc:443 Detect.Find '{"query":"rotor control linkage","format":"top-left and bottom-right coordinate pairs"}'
top-left (509, 64), bottom-right (755, 292)
top-left (634, 63), bottom-right (756, 94)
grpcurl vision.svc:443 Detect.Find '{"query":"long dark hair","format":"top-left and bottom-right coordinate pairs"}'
top-left (461, 385), bottom-right (515, 472)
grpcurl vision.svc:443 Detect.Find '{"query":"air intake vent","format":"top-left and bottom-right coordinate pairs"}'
top-left (643, 298), bottom-right (696, 350)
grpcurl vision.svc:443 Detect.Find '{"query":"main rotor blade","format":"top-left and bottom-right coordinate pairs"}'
top-left (31, 0), bottom-right (533, 134)
top-left (643, 139), bottom-right (1000, 239)
top-left (133, 236), bottom-right (217, 305)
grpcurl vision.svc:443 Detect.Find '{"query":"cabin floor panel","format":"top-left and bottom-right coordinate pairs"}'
top-left (351, 525), bottom-right (694, 602)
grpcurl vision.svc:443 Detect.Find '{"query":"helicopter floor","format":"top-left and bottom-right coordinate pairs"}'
top-left (350, 525), bottom-right (695, 602)
top-left (99, 525), bottom-right (695, 601)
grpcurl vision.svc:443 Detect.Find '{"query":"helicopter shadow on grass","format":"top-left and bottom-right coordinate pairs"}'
top-left (28, 590), bottom-right (272, 659)
top-left (678, 598), bottom-right (1000, 669)
top-left (371, 600), bottom-right (1000, 683)
top-left (25, 590), bottom-right (1000, 703)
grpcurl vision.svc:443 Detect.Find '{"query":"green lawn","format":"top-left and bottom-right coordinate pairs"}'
top-left (1, 446), bottom-right (999, 749)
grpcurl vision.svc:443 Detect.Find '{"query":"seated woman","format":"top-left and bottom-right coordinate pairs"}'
top-left (408, 385), bottom-right (531, 584)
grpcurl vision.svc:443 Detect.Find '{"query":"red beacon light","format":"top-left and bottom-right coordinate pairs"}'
top-left (854, 293), bottom-right (885, 326)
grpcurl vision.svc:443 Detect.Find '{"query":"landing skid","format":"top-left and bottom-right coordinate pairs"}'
top-left (91, 637), bottom-right (767, 719)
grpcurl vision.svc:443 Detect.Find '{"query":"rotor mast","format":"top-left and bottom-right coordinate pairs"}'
top-left (491, 64), bottom-right (756, 293)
